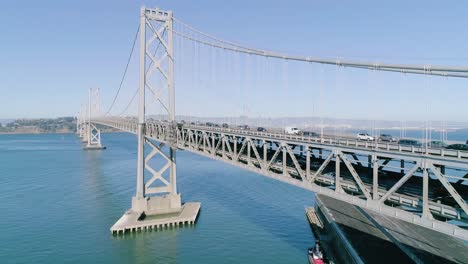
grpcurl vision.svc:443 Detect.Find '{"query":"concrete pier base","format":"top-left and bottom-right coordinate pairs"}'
top-left (110, 202), bottom-right (201, 235)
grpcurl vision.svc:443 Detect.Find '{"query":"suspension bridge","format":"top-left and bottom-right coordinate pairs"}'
top-left (76, 7), bottom-right (468, 244)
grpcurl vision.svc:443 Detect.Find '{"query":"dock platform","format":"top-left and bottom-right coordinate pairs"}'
top-left (111, 202), bottom-right (201, 235)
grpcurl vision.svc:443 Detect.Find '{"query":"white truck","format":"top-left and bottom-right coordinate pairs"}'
top-left (285, 126), bottom-right (302, 135)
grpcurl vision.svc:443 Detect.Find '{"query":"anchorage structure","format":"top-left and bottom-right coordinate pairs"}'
top-left (109, 7), bottom-right (200, 234)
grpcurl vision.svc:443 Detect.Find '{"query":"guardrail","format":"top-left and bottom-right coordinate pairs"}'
top-left (186, 124), bottom-right (468, 160)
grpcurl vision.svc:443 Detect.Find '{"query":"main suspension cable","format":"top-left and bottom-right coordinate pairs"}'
top-left (173, 17), bottom-right (468, 78)
top-left (105, 25), bottom-right (140, 115)
top-left (119, 88), bottom-right (139, 117)
top-left (173, 17), bottom-right (261, 53)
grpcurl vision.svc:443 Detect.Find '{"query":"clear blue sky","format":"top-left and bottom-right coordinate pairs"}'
top-left (1, 0), bottom-right (467, 122)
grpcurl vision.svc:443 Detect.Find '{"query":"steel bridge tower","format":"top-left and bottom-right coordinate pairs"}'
top-left (83, 88), bottom-right (105, 150)
top-left (132, 6), bottom-right (179, 212)
top-left (110, 7), bottom-right (200, 234)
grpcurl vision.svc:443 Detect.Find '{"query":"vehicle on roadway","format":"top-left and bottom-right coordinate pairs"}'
top-left (429, 141), bottom-right (448, 148)
top-left (446, 144), bottom-right (468, 151)
top-left (379, 134), bottom-right (397, 142)
top-left (222, 123), bottom-right (229, 128)
top-left (357, 133), bottom-right (374, 141)
top-left (238, 125), bottom-right (250, 130)
top-left (398, 139), bottom-right (422, 147)
top-left (285, 126), bottom-right (302, 135)
top-left (257, 127), bottom-right (266, 132)
top-left (303, 131), bottom-right (319, 137)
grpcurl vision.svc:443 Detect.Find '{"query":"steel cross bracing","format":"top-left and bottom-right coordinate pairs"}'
top-left (91, 117), bottom-right (468, 240)
top-left (84, 88), bottom-right (103, 149)
top-left (133, 7), bottom-right (179, 206)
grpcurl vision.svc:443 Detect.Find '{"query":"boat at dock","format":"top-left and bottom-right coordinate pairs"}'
top-left (308, 241), bottom-right (327, 264)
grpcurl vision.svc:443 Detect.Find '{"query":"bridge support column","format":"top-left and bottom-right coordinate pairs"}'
top-left (282, 143), bottom-right (287, 177)
top-left (263, 140), bottom-right (267, 164)
top-left (233, 136), bottom-right (237, 156)
top-left (212, 132), bottom-right (215, 153)
top-left (247, 138), bottom-right (252, 165)
top-left (222, 134), bottom-right (225, 157)
top-left (306, 146), bottom-right (311, 179)
top-left (334, 150), bottom-right (341, 193)
top-left (372, 154), bottom-right (379, 200)
top-left (421, 160), bottom-right (432, 219)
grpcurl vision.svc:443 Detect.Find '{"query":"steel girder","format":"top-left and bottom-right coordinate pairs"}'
top-left (90, 117), bottom-right (468, 240)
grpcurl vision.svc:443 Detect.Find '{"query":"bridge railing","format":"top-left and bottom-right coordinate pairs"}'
top-left (186, 124), bottom-right (468, 161)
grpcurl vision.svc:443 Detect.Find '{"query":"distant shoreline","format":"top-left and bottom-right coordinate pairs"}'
top-left (0, 131), bottom-right (125, 135)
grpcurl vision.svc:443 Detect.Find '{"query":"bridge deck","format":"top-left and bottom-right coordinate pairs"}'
top-left (91, 118), bottom-right (468, 240)
top-left (316, 195), bottom-right (468, 264)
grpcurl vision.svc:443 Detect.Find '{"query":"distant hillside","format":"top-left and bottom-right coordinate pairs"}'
top-left (0, 117), bottom-right (77, 134)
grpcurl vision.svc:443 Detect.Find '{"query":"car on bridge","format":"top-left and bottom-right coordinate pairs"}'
top-left (238, 125), bottom-right (250, 130)
top-left (379, 134), bottom-right (397, 142)
top-left (429, 141), bottom-right (448, 148)
top-left (357, 133), bottom-right (374, 141)
top-left (285, 127), bottom-right (302, 135)
top-left (398, 139), bottom-right (422, 147)
top-left (446, 144), bottom-right (468, 151)
top-left (222, 123), bottom-right (229, 128)
top-left (257, 127), bottom-right (266, 132)
top-left (303, 131), bottom-right (319, 137)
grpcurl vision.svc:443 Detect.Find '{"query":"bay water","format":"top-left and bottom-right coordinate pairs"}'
top-left (0, 133), bottom-right (315, 263)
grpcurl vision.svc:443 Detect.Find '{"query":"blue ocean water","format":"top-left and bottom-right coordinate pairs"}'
top-left (0, 133), bottom-right (315, 264)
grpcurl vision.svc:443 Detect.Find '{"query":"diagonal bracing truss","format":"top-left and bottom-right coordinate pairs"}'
top-left (134, 8), bottom-right (178, 201)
